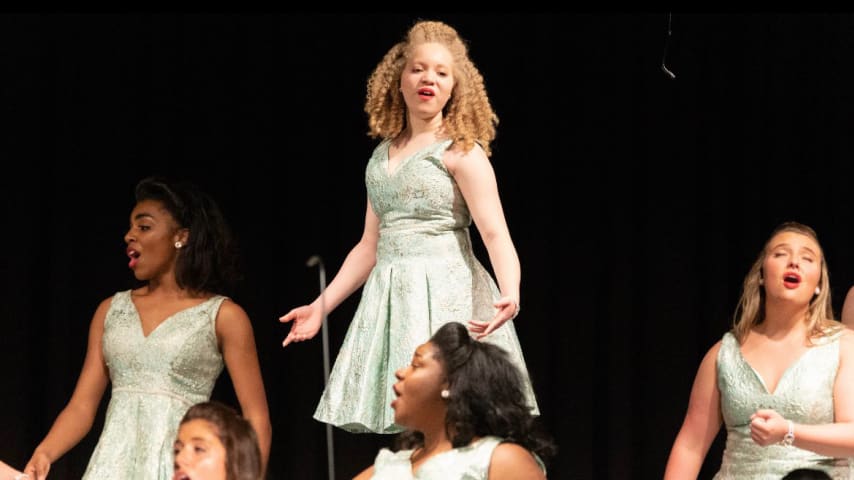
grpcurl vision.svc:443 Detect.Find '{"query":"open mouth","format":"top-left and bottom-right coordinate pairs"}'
top-left (783, 272), bottom-right (801, 288)
top-left (127, 249), bottom-right (141, 268)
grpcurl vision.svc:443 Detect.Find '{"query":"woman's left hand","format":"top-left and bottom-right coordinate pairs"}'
top-left (749, 409), bottom-right (788, 446)
top-left (468, 296), bottom-right (519, 340)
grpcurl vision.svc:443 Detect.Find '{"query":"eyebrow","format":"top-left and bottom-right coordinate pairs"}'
top-left (133, 213), bottom-right (156, 221)
top-left (770, 243), bottom-right (819, 256)
top-left (412, 60), bottom-right (450, 68)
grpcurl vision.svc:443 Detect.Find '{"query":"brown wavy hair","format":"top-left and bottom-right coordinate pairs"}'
top-left (178, 401), bottom-right (262, 480)
top-left (732, 221), bottom-right (840, 343)
top-left (364, 20), bottom-right (498, 156)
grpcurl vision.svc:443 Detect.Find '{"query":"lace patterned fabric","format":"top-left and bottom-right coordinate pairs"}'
top-left (313, 139), bottom-right (539, 433)
top-left (369, 436), bottom-right (533, 479)
top-left (714, 331), bottom-right (852, 479)
top-left (82, 290), bottom-right (226, 480)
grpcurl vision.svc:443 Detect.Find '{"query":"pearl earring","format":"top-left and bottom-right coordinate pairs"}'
top-left (175, 241), bottom-right (183, 249)
top-left (440, 389), bottom-right (450, 399)
top-left (758, 278), bottom-right (764, 286)
top-left (815, 286), bottom-right (821, 295)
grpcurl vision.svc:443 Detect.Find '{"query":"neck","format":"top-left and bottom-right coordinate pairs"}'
top-left (142, 276), bottom-right (192, 298)
top-left (416, 419), bottom-right (453, 459)
top-left (406, 111), bottom-right (444, 137)
top-left (758, 300), bottom-right (811, 338)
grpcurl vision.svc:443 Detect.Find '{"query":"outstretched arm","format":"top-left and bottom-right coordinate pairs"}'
top-left (664, 341), bottom-right (723, 480)
top-left (446, 145), bottom-right (520, 339)
top-left (280, 199), bottom-right (380, 346)
top-left (218, 300), bottom-right (272, 476)
top-left (24, 298), bottom-right (112, 480)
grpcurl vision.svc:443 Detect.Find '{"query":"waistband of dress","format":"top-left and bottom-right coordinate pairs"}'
top-left (111, 386), bottom-right (198, 407)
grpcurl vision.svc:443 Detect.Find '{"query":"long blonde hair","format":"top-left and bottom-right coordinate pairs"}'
top-left (364, 20), bottom-right (498, 156)
top-left (732, 221), bottom-right (838, 343)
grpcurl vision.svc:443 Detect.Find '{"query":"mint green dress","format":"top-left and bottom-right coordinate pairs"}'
top-left (368, 436), bottom-right (545, 479)
top-left (715, 331), bottom-right (852, 479)
top-left (313, 139), bottom-right (539, 433)
top-left (82, 290), bottom-right (226, 480)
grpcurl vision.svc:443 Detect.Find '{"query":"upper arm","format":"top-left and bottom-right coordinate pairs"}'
top-left (216, 300), bottom-right (270, 423)
top-left (841, 288), bottom-right (854, 328)
top-left (834, 329), bottom-right (854, 422)
top-left (445, 145), bottom-right (509, 241)
top-left (67, 297), bottom-right (111, 411)
top-left (360, 198), bottom-right (380, 247)
top-left (665, 341), bottom-right (723, 478)
top-left (488, 442), bottom-right (545, 480)
top-left (678, 341), bottom-right (723, 444)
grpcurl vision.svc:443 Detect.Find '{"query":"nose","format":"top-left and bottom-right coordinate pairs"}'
top-left (788, 257), bottom-right (800, 269)
top-left (395, 366), bottom-right (407, 380)
top-left (174, 449), bottom-right (185, 468)
top-left (124, 228), bottom-right (135, 244)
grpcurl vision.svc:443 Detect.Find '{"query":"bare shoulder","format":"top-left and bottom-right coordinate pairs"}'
top-left (96, 294), bottom-right (116, 312)
top-left (690, 339), bottom-right (724, 377)
top-left (91, 294), bottom-right (118, 325)
top-left (837, 326), bottom-right (854, 349)
top-left (216, 297), bottom-right (249, 319)
top-left (443, 141), bottom-right (489, 174)
top-left (214, 298), bottom-right (253, 336)
top-left (489, 442), bottom-right (545, 480)
top-left (703, 339), bottom-right (724, 361)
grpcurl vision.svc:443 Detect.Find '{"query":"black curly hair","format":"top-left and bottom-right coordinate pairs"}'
top-left (395, 322), bottom-right (557, 465)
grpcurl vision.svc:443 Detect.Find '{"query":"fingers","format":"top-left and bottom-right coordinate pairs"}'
top-left (282, 329), bottom-right (312, 348)
top-left (280, 305), bottom-right (310, 323)
top-left (27, 464), bottom-right (46, 480)
top-left (468, 311), bottom-right (511, 340)
top-left (749, 419), bottom-right (767, 445)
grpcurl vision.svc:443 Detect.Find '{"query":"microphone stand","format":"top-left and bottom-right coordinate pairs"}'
top-left (306, 255), bottom-right (334, 480)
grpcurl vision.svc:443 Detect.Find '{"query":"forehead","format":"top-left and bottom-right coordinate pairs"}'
top-left (408, 42), bottom-right (454, 66)
top-left (178, 418), bottom-right (221, 440)
top-left (131, 199), bottom-right (172, 218)
top-left (768, 231), bottom-right (820, 254)
top-left (414, 342), bottom-right (440, 360)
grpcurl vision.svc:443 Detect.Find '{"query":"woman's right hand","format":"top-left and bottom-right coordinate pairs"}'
top-left (279, 304), bottom-right (323, 347)
top-left (23, 452), bottom-right (50, 480)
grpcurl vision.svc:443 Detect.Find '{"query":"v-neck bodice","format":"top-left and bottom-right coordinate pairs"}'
top-left (366, 138), bottom-right (465, 235)
top-left (714, 331), bottom-right (848, 479)
top-left (384, 139), bottom-right (449, 177)
top-left (131, 294), bottom-right (219, 339)
top-left (736, 342), bottom-right (816, 396)
top-left (85, 289), bottom-right (226, 479)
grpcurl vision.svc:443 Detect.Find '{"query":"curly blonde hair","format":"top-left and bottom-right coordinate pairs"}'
top-left (732, 221), bottom-right (840, 343)
top-left (364, 20), bottom-right (498, 156)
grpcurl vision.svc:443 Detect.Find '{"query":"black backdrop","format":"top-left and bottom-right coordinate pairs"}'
top-left (3, 12), bottom-right (854, 480)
